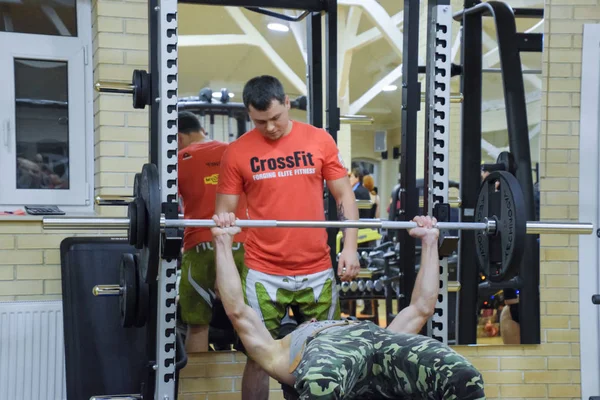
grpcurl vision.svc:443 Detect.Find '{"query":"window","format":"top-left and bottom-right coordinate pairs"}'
top-left (0, 0), bottom-right (92, 210)
top-left (0, 0), bottom-right (78, 36)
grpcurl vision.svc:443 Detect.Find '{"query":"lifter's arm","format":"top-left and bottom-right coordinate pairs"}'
top-left (327, 177), bottom-right (360, 281)
top-left (212, 221), bottom-right (280, 371)
top-left (215, 193), bottom-right (240, 214)
top-left (387, 216), bottom-right (440, 334)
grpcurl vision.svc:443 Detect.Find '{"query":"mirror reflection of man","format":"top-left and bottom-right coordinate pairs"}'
top-left (349, 167), bottom-right (371, 219)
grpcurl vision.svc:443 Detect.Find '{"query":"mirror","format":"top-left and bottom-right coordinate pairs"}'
top-left (175, 1), bottom-right (544, 352)
top-left (473, 6), bottom-right (542, 345)
top-left (341, 0), bottom-right (543, 346)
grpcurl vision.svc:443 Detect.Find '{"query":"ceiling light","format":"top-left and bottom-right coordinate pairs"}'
top-left (382, 84), bottom-right (398, 92)
top-left (267, 23), bottom-right (289, 32)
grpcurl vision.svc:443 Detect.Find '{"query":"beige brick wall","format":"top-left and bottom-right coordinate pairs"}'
top-left (93, 0), bottom-right (149, 216)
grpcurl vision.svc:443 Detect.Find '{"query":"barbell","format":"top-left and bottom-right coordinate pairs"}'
top-left (41, 164), bottom-right (594, 284)
top-left (42, 215), bottom-right (592, 234)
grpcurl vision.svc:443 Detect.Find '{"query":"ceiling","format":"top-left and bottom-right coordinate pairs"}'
top-left (177, 0), bottom-right (544, 147)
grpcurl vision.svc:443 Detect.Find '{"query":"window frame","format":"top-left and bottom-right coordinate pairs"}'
top-left (0, 0), bottom-right (93, 213)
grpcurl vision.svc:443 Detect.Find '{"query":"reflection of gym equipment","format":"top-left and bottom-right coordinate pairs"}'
top-left (94, 79), bottom-right (375, 129)
top-left (335, 227), bottom-right (382, 254)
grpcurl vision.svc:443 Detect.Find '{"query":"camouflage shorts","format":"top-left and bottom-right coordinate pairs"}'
top-left (291, 321), bottom-right (485, 400)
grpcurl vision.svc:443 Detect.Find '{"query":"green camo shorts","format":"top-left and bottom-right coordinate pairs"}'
top-left (292, 321), bottom-right (486, 399)
top-left (241, 266), bottom-right (341, 339)
top-left (179, 242), bottom-right (245, 325)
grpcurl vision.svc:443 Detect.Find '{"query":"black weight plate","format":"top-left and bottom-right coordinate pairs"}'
top-left (140, 70), bottom-right (150, 108)
top-left (133, 254), bottom-right (149, 328)
top-left (474, 171), bottom-right (527, 282)
top-left (132, 70), bottom-right (143, 110)
top-left (133, 173), bottom-right (142, 198)
top-left (127, 201), bottom-right (137, 246)
top-left (496, 151), bottom-right (517, 176)
top-left (139, 163), bottom-right (161, 283)
top-left (120, 253), bottom-right (138, 328)
top-left (135, 197), bottom-right (147, 250)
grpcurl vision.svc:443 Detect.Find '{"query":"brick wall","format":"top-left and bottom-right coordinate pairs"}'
top-left (93, 0), bottom-right (149, 217)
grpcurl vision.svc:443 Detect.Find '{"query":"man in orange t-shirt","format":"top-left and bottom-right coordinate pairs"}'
top-left (214, 75), bottom-right (361, 400)
top-left (177, 111), bottom-right (247, 353)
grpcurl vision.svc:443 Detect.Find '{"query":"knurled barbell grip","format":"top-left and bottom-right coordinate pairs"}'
top-left (92, 284), bottom-right (122, 296)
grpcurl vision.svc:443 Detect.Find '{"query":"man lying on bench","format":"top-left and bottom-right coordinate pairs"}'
top-left (211, 213), bottom-right (486, 399)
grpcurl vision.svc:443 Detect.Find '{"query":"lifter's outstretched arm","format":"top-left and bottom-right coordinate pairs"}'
top-left (211, 214), bottom-right (281, 373)
top-left (387, 216), bottom-right (440, 334)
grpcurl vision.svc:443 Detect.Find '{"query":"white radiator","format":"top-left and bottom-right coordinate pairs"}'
top-left (0, 301), bottom-right (66, 400)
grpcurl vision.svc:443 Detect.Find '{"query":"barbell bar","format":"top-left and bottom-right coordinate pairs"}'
top-left (42, 216), bottom-right (593, 236)
top-left (421, 93), bottom-right (464, 103)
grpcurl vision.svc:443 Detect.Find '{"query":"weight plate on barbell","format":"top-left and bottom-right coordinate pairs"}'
top-left (135, 196), bottom-right (147, 250)
top-left (133, 172), bottom-right (142, 198)
top-left (132, 70), bottom-right (149, 110)
top-left (127, 201), bottom-right (137, 247)
top-left (133, 254), bottom-right (149, 328)
top-left (474, 171), bottom-right (527, 283)
top-left (139, 163), bottom-right (161, 284)
top-left (120, 253), bottom-right (138, 328)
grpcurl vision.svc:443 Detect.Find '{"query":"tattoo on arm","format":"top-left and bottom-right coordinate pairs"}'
top-left (337, 202), bottom-right (348, 235)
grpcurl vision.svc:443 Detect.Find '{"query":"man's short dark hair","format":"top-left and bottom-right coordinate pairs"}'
top-left (351, 167), bottom-right (364, 183)
top-left (242, 75), bottom-right (286, 111)
top-left (178, 111), bottom-right (202, 134)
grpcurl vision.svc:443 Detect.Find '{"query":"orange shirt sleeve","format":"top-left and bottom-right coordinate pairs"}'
top-left (216, 145), bottom-right (244, 195)
top-left (321, 129), bottom-right (349, 181)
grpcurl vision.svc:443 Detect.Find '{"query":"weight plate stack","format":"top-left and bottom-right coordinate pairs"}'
top-left (133, 254), bottom-right (149, 328)
top-left (119, 253), bottom-right (138, 328)
top-left (139, 163), bottom-right (161, 283)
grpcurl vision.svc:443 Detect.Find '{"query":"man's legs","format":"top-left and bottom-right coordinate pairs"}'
top-left (179, 243), bottom-right (246, 352)
top-left (371, 326), bottom-right (486, 399)
top-left (178, 245), bottom-right (217, 352)
top-left (240, 267), bottom-right (293, 400)
top-left (295, 268), bottom-right (341, 322)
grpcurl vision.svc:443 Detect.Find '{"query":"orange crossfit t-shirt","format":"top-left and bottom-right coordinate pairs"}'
top-left (217, 121), bottom-right (348, 276)
top-left (178, 141), bottom-right (246, 251)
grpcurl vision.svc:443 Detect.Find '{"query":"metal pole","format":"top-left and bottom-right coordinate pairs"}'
top-left (424, 0), bottom-right (452, 344)
top-left (40, 217), bottom-right (594, 235)
top-left (307, 12), bottom-right (322, 129)
top-left (399, 0), bottom-right (420, 317)
top-left (94, 81), bottom-right (135, 94)
top-left (420, 93), bottom-right (463, 103)
top-left (457, 0), bottom-right (482, 345)
top-left (325, 0), bottom-right (340, 278)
